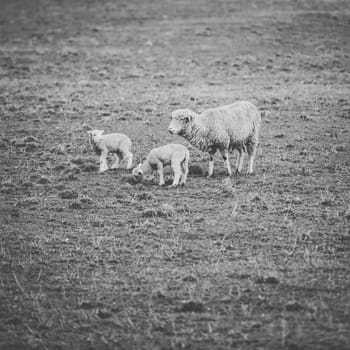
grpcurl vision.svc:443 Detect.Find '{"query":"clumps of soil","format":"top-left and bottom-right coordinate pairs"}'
top-left (90, 218), bottom-right (104, 227)
top-left (63, 165), bottom-right (81, 175)
top-left (142, 203), bottom-right (176, 218)
top-left (175, 301), bottom-right (207, 313)
top-left (134, 191), bottom-right (154, 200)
top-left (10, 135), bottom-right (41, 151)
top-left (49, 144), bottom-right (66, 155)
top-left (285, 300), bottom-right (304, 312)
top-left (255, 276), bottom-right (280, 285)
top-left (60, 190), bottom-right (79, 199)
top-left (142, 203), bottom-right (191, 218)
top-left (68, 195), bottom-right (93, 210)
top-left (80, 196), bottom-right (93, 205)
top-left (21, 197), bottom-right (40, 206)
top-left (81, 164), bottom-right (98, 172)
top-left (37, 176), bottom-right (50, 184)
top-left (299, 114), bottom-right (314, 121)
top-left (151, 288), bottom-right (171, 302)
top-left (69, 201), bottom-right (83, 209)
top-left (71, 157), bottom-right (98, 173)
top-left (189, 165), bottom-right (205, 176)
top-left (0, 137), bottom-right (10, 149)
top-left (0, 180), bottom-right (16, 194)
top-left (70, 156), bottom-right (87, 165)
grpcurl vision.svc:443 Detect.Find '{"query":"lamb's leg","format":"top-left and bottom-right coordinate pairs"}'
top-left (125, 151), bottom-right (133, 169)
top-left (110, 154), bottom-right (120, 169)
top-left (119, 146), bottom-right (133, 169)
top-left (99, 148), bottom-right (108, 173)
top-left (170, 162), bottom-right (181, 187)
top-left (220, 149), bottom-right (232, 176)
top-left (157, 162), bottom-right (165, 186)
top-left (236, 149), bottom-right (245, 175)
top-left (180, 159), bottom-right (189, 185)
top-left (246, 142), bottom-right (257, 175)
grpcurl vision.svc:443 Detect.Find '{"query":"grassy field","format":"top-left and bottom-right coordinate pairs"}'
top-left (1, 0), bottom-right (350, 349)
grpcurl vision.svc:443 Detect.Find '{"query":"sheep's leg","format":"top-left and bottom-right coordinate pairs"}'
top-left (170, 162), bottom-right (182, 187)
top-left (207, 150), bottom-right (216, 177)
top-left (99, 149), bottom-right (109, 173)
top-left (220, 150), bottom-right (232, 176)
top-left (110, 154), bottom-right (120, 169)
top-left (236, 150), bottom-right (245, 175)
top-left (157, 162), bottom-right (165, 186)
top-left (246, 142), bottom-right (257, 175)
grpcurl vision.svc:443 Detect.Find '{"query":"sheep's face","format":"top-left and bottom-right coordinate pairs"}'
top-left (87, 129), bottom-right (104, 144)
top-left (88, 129), bottom-right (104, 140)
top-left (168, 109), bottom-right (195, 136)
top-left (132, 164), bottom-right (144, 182)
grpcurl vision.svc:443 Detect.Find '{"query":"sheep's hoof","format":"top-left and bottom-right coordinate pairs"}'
top-left (235, 170), bottom-right (241, 177)
top-left (246, 172), bottom-right (254, 176)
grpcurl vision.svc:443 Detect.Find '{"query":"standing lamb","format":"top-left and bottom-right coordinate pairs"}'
top-left (168, 100), bottom-right (261, 177)
top-left (132, 144), bottom-right (189, 187)
top-left (87, 129), bottom-right (133, 173)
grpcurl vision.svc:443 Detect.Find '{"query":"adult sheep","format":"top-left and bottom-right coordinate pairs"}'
top-left (168, 100), bottom-right (261, 177)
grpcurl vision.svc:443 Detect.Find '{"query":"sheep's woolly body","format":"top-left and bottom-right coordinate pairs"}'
top-left (87, 130), bottom-right (133, 172)
top-left (133, 144), bottom-right (189, 187)
top-left (94, 133), bottom-right (132, 154)
top-left (169, 101), bottom-right (261, 176)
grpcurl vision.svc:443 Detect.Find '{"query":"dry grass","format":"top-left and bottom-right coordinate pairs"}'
top-left (1, 0), bottom-right (350, 349)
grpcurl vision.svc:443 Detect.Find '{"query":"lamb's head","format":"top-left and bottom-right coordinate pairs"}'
top-left (87, 129), bottom-right (104, 148)
top-left (87, 129), bottom-right (104, 141)
top-left (132, 163), bottom-right (144, 182)
top-left (168, 109), bottom-right (197, 136)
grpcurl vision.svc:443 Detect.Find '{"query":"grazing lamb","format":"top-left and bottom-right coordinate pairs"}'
top-left (132, 144), bottom-right (189, 187)
top-left (168, 100), bottom-right (261, 177)
top-left (87, 129), bottom-right (133, 173)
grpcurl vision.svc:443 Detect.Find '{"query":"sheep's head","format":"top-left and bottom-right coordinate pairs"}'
top-left (87, 129), bottom-right (104, 152)
top-left (132, 164), bottom-right (144, 182)
top-left (87, 129), bottom-right (104, 140)
top-left (168, 109), bottom-right (196, 136)
top-left (87, 129), bottom-right (104, 148)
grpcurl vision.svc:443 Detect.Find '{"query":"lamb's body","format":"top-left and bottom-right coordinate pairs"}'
top-left (168, 101), bottom-right (261, 177)
top-left (132, 144), bottom-right (189, 187)
top-left (87, 130), bottom-right (133, 172)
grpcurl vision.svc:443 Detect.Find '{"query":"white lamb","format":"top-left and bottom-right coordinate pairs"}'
top-left (132, 144), bottom-right (189, 187)
top-left (87, 129), bottom-right (133, 173)
top-left (168, 100), bottom-right (261, 177)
